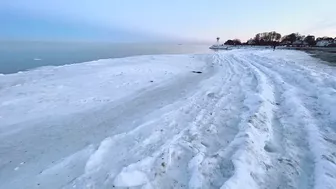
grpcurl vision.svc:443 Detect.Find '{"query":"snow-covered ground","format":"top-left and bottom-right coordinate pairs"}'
top-left (1, 49), bottom-right (336, 189)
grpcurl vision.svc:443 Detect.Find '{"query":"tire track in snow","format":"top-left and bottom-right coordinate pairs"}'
top-left (217, 53), bottom-right (277, 189)
top-left (184, 53), bottom-right (247, 189)
top-left (97, 52), bottom-right (257, 189)
top-left (250, 53), bottom-right (336, 153)
top-left (140, 53), bottom-right (246, 189)
top-left (247, 53), bottom-right (336, 189)
top-left (63, 51), bottom-right (336, 189)
top-left (195, 53), bottom-right (256, 189)
top-left (243, 54), bottom-right (315, 189)
top-left (58, 53), bottom-right (237, 188)
top-left (248, 53), bottom-right (336, 130)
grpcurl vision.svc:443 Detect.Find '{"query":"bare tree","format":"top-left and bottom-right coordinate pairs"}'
top-left (304, 35), bottom-right (316, 46)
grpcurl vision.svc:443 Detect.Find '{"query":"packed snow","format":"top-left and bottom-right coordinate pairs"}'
top-left (1, 49), bottom-right (336, 189)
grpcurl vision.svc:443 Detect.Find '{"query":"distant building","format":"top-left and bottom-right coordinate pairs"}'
top-left (280, 41), bottom-right (291, 46)
top-left (292, 40), bottom-right (308, 47)
top-left (316, 40), bottom-right (333, 47)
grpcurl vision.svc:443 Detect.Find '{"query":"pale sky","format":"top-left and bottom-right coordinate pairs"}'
top-left (0, 0), bottom-right (335, 43)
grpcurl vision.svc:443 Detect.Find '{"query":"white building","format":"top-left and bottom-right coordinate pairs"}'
top-left (292, 40), bottom-right (309, 47)
top-left (316, 40), bottom-right (332, 47)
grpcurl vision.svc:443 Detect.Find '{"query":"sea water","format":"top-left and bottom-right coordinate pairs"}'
top-left (0, 41), bottom-right (210, 74)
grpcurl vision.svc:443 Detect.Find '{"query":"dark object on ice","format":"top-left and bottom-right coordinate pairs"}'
top-left (150, 80), bottom-right (154, 82)
top-left (207, 92), bottom-right (215, 98)
top-left (192, 71), bottom-right (202, 74)
top-left (264, 143), bottom-right (277, 153)
top-left (273, 41), bottom-right (277, 51)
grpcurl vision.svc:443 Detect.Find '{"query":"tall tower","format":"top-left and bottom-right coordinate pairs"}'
top-left (216, 37), bottom-right (220, 46)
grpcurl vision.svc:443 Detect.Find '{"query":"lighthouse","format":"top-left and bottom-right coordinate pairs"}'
top-left (216, 37), bottom-right (220, 46)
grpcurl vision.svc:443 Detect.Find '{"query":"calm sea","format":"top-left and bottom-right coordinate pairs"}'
top-left (0, 41), bottom-right (211, 74)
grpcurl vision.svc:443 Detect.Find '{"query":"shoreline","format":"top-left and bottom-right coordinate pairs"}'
top-left (0, 43), bottom-right (210, 75)
top-left (283, 47), bottom-right (336, 65)
top-left (1, 53), bottom-right (192, 76)
top-left (209, 45), bottom-right (336, 65)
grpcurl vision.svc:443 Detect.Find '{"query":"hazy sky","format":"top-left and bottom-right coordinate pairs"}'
top-left (1, 0), bottom-right (335, 43)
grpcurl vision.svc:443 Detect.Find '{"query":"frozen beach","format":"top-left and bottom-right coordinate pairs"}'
top-left (1, 49), bottom-right (336, 189)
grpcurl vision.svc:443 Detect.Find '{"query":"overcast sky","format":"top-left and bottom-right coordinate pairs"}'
top-left (1, 0), bottom-right (335, 43)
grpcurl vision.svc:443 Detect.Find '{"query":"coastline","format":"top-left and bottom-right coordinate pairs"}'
top-left (210, 45), bottom-right (336, 65)
top-left (0, 43), bottom-right (210, 75)
top-left (282, 47), bottom-right (336, 65)
top-left (304, 49), bottom-right (336, 65)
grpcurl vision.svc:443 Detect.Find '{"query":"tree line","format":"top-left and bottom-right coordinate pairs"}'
top-left (224, 31), bottom-right (336, 47)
